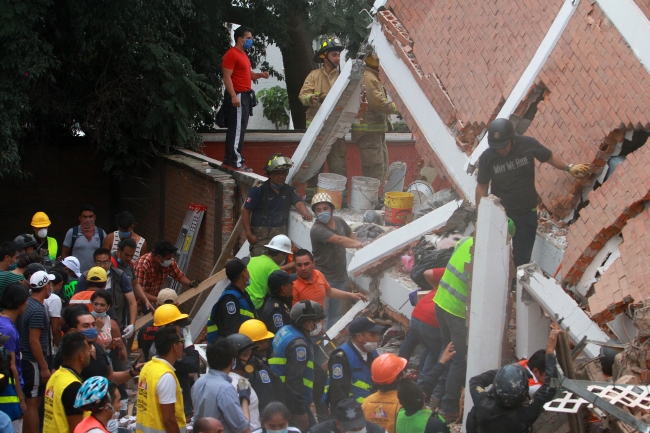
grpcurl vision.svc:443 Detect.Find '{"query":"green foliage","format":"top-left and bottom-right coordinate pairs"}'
top-left (308, 0), bottom-right (374, 57)
top-left (392, 121), bottom-right (411, 133)
top-left (258, 86), bottom-right (290, 130)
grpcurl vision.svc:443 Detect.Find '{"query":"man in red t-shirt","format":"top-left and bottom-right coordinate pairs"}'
top-left (221, 25), bottom-right (270, 171)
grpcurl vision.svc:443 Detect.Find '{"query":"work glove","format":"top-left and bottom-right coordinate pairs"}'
top-left (318, 93), bottom-right (327, 103)
top-left (309, 94), bottom-right (320, 105)
top-left (182, 326), bottom-right (193, 349)
top-left (237, 378), bottom-right (251, 403)
top-left (122, 324), bottom-right (135, 339)
top-left (189, 279), bottom-right (200, 288)
top-left (568, 163), bottom-right (590, 178)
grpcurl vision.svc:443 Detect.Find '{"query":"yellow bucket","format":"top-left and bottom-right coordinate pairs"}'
top-left (384, 192), bottom-right (414, 226)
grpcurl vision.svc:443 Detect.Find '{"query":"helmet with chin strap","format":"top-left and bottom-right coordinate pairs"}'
top-left (313, 37), bottom-right (344, 63)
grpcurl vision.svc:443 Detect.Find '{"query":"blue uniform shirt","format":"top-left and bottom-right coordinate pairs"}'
top-left (245, 181), bottom-right (301, 227)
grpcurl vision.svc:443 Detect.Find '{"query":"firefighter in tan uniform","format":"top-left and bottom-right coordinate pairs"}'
top-left (299, 37), bottom-right (347, 200)
top-left (351, 54), bottom-right (399, 182)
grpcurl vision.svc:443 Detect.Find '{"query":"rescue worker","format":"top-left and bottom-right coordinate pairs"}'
top-left (361, 353), bottom-right (407, 433)
top-left (395, 379), bottom-right (450, 433)
top-left (43, 332), bottom-right (91, 433)
top-left (518, 349), bottom-right (546, 398)
top-left (73, 376), bottom-right (121, 433)
top-left (324, 317), bottom-right (383, 410)
top-left (135, 325), bottom-right (187, 433)
top-left (103, 211), bottom-right (147, 263)
top-left (351, 53), bottom-right (399, 182)
top-left (228, 333), bottom-right (262, 431)
top-left (269, 300), bottom-right (325, 431)
top-left (243, 154), bottom-right (313, 257)
top-left (13, 234), bottom-right (37, 255)
top-left (31, 212), bottom-right (58, 261)
top-left (207, 257), bottom-right (256, 343)
top-left (309, 398), bottom-right (385, 433)
top-left (239, 319), bottom-right (284, 411)
top-left (466, 329), bottom-right (560, 433)
top-left (476, 118), bottom-right (590, 267)
top-left (247, 234), bottom-right (295, 310)
top-left (299, 37), bottom-right (347, 201)
top-left (260, 270), bottom-right (297, 334)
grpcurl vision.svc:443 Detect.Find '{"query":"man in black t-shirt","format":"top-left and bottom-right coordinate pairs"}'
top-left (476, 118), bottom-right (590, 267)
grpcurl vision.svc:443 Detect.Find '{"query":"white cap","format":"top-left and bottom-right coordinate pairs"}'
top-left (61, 257), bottom-right (82, 278)
top-left (30, 271), bottom-right (55, 290)
top-left (264, 234), bottom-right (293, 254)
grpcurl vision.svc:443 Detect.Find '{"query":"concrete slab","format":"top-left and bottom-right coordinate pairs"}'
top-left (516, 282), bottom-right (552, 359)
top-left (531, 234), bottom-right (565, 279)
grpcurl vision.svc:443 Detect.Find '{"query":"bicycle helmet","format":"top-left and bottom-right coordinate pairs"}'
top-left (74, 376), bottom-right (109, 409)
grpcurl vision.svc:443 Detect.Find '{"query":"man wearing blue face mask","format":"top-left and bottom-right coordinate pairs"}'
top-left (220, 25), bottom-right (270, 172)
top-left (309, 193), bottom-right (364, 329)
top-left (103, 211), bottom-right (148, 264)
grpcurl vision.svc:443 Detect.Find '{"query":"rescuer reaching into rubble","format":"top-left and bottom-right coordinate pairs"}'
top-left (269, 300), bottom-right (325, 431)
top-left (351, 53), bottom-right (399, 183)
top-left (243, 154), bottom-right (313, 257)
top-left (475, 118), bottom-right (590, 267)
top-left (465, 329), bottom-right (560, 433)
top-left (361, 353), bottom-right (408, 433)
top-left (299, 38), bottom-right (348, 201)
top-left (323, 317), bottom-right (383, 411)
top-left (247, 234), bottom-right (295, 310)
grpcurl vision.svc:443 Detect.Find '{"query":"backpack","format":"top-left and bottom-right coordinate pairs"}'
top-left (409, 239), bottom-right (454, 290)
top-left (70, 226), bottom-right (105, 251)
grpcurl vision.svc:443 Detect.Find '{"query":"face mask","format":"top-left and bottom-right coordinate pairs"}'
top-left (309, 322), bottom-right (323, 336)
top-left (243, 39), bottom-right (253, 50)
top-left (81, 327), bottom-right (98, 339)
top-left (80, 219), bottom-right (95, 230)
top-left (91, 310), bottom-right (107, 319)
top-left (317, 212), bottom-right (332, 224)
top-left (245, 280), bottom-right (251, 286)
top-left (37, 228), bottom-right (48, 238)
top-left (116, 257), bottom-right (123, 265)
top-left (8, 264), bottom-right (16, 271)
top-left (104, 404), bottom-right (118, 433)
top-left (118, 230), bottom-right (131, 238)
top-left (160, 259), bottom-right (172, 268)
top-left (267, 429), bottom-right (289, 433)
top-left (361, 336), bottom-right (378, 352)
top-left (271, 182), bottom-right (284, 190)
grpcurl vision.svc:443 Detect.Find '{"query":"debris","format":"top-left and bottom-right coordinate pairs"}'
top-left (363, 210), bottom-right (384, 225)
top-left (354, 223), bottom-right (389, 243)
top-left (413, 188), bottom-right (460, 220)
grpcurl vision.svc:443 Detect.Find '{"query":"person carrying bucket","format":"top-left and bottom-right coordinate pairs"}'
top-left (309, 193), bottom-right (364, 329)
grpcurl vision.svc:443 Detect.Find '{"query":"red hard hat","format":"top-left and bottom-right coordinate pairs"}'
top-left (371, 353), bottom-right (408, 385)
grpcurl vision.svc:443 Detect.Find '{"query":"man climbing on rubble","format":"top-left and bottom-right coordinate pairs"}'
top-left (466, 329), bottom-right (560, 433)
top-left (299, 37), bottom-right (347, 202)
top-left (475, 117), bottom-right (590, 267)
top-left (351, 53), bottom-right (399, 183)
top-left (243, 154), bottom-right (313, 257)
top-left (310, 193), bottom-right (365, 329)
top-left (246, 234), bottom-right (294, 310)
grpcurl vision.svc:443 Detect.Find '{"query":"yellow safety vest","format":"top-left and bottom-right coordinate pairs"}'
top-left (136, 358), bottom-right (186, 433)
top-left (433, 237), bottom-right (473, 319)
top-left (361, 390), bottom-right (402, 433)
top-left (43, 367), bottom-right (84, 433)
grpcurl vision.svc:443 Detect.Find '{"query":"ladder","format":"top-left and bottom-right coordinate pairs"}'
top-left (165, 203), bottom-right (207, 294)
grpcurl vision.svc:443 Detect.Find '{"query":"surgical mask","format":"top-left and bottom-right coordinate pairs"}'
top-left (8, 264), bottom-right (16, 271)
top-left (243, 39), bottom-right (253, 50)
top-left (316, 212), bottom-right (332, 224)
top-left (104, 404), bottom-right (118, 433)
top-left (81, 327), bottom-right (98, 339)
top-left (80, 219), bottom-right (95, 230)
top-left (118, 230), bottom-right (131, 238)
top-left (309, 322), bottom-right (323, 336)
top-left (160, 259), bottom-right (172, 268)
top-left (271, 182), bottom-right (284, 190)
top-left (91, 310), bottom-right (107, 319)
top-left (266, 429), bottom-right (288, 433)
top-left (361, 336), bottom-right (378, 352)
top-left (38, 228), bottom-right (48, 238)
top-left (245, 280), bottom-right (251, 287)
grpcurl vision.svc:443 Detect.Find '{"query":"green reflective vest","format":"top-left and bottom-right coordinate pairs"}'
top-left (396, 408), bottom-right (432, 433)
top-left (433, 237), bottom-right (473, 318)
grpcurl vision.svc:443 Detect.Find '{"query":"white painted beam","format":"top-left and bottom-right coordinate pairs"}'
top-left (595, 0), bottom-right (650, 76)
top-left (467, 0), bottom-right (581, 167)
top-left (517, 265), bottom-right (609, 359)
top-left (347, 199), bottom-right (463, 277)
top-left (368, 23), bottom-right (476, 201)
top-left (531, 234), bottom-right (565, 279)
top-left (516, 282), bottom-right (552, 359)
top-left (463, 196), bottom-right (511, 428)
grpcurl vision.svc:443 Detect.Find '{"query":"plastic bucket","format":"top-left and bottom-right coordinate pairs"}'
top-left (317, 173), bottom-right (347, 210)
top-left (407, 181), bottom-right (434, 213)
top-left (385, 162), bottom-right (407, 192)
top-left (350, 176), bottom-right (381, 212)
top-left (384, 192), bottom-right (414, 226)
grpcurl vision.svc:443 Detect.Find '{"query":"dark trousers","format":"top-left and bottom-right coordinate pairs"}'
top-left (109, 349), bottom-right (128, 400)
top-left (507, 210), bottom-right (538, 268)
top-left (224, 91), bottom-right (251, 168)
top-left (410, 317), bottom-right (446, 400)
top-left (435, 304), bottom-right (467, 415)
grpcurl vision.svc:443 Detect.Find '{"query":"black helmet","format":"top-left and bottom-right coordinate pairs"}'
top-left (226, 333), bottom-right (257, 355)
top-left (492, 364), bottom-right (529, 408)
top-left (290, 300), bottom-right (325, 325)
top-left (487, 118), bottom-right (515, 149)
top-left (14, 234), bottom-right (38, 249)
top-left (313, 37), bottom-right (344, 63)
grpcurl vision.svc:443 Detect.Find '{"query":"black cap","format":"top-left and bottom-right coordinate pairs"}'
top-left (334, 398), bottom-right (366, 430)
top-left (348, 317), bottom-right (385, 335)
top-left (268, 270), bottom-right (298, 291)
top-left (226, 257), bottom-right (250, 281)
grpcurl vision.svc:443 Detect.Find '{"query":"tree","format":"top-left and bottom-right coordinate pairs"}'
top-left (258, 86), bottom-right (290, 130)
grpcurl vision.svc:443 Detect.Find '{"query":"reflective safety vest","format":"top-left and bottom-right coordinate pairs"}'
top-left (206, 286), bottom-right (256, 343)
top-left (0, 375), bottom-right (22, 420)
top-left (518, 359), bottom-right (543, 396)
top-left (323, 340), bottom-right (375, 404)
top-left (361, 389), bottom-right (401, 433)
top-left (43, 367), bottom-right (84, 433)
top-left (396, 408), bottom-right (433, 433)
top-left (135, 357), bottom-right (186, 433)
top-left (269, 325), bottom-right (314, 404)
top-left (69, 290), bottom-right (94, 311)
top-left (75, 414), bottom-right (110, 433)
top-left (433, 237), bottom-right (473, 319)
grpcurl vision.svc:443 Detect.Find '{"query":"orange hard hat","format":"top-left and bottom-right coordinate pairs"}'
top-left (371, 353), bottom-right (408, 385)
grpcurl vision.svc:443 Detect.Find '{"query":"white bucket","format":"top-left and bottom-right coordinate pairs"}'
top-left (317, 173), bottom-right (348, 210)
top-left (384, 162), bottom-right (407, 192)
top-left (350, 176), bottom-right (381, 212)
top-left (407, 180), bottom-right (434, 213)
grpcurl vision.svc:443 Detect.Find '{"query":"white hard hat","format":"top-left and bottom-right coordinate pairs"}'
top-left (264, 234), bottom-right (292, 254)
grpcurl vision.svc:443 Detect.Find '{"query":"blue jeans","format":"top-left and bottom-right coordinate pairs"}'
top-left (325, 280), bottom-right (349, 330)
top-left (398, 331), bottom-right (430, 372)
top-left (435, 304), bottom-right (468, 414)
top-left (507, 210), bottom-right (538, 268)
top-left (410, 317), bottom-right (446, 400)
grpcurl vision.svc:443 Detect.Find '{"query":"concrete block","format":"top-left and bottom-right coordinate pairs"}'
top-left (531, 234), bottom-right (565, 279)
top-left (516, 282), bottom-right (552, 359)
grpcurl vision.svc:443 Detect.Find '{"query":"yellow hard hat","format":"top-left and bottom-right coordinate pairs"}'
top-left (154, 304), bottom-right (190, 327)
top-left (365, 55), bottom-right (379, 68)
top-left (31, 212), bottom-right (51, 228)
top-left (239, 319), bottom-right (274, 342)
